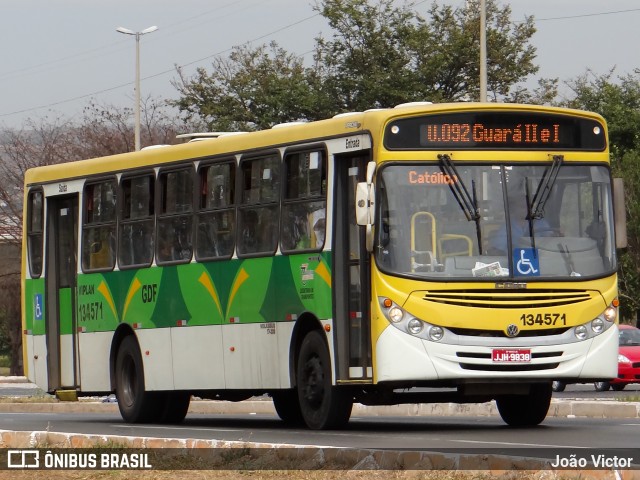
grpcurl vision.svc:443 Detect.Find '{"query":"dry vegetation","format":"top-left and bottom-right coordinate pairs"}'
top-left (0, 471), bottom-right (602, 480)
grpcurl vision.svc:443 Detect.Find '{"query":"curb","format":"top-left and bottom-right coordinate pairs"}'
top-left (0, 429), bottom-right (609, 474)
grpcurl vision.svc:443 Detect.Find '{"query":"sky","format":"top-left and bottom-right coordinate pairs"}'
top-left (1, 0), bottom-right (639, 129)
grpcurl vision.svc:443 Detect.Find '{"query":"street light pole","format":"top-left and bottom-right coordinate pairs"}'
top-left (116, 25), bottom-right (158, 151)
top-left (479, 0), bottom-right (487, 102)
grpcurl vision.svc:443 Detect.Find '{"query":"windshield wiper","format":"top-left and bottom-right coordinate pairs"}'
top-left (438, 154), bottom-right (482, 254)
top-left (529, 154), bottom-right (564, 220)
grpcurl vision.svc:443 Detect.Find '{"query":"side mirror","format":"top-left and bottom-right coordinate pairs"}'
top-left (355, 182), bottom-right (374, 226)
top-left (355, 161), bottom-right (376, 251)
top-left (613, 177), bottom-right (627, 249)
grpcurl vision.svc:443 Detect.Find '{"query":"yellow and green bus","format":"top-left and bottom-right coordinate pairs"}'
top-left (22, 102), bottom-right (624, 429)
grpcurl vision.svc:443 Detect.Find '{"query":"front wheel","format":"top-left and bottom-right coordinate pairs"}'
top-left (611, 383), bottom-right (626, 391)
top-left (594, 381), bottom-right (611, 392)
top-left (496, 383), bottom-right (552, 427)
top-left (296, 330), bottom-right (353, 430)
top-left (551, 381), bottom-right (566, 392)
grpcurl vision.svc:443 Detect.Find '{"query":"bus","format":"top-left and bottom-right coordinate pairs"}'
top-left (21, 102), bottom-right (625, 429)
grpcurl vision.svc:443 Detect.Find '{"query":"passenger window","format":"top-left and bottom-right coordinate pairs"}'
top-left (196, 161), bottom-right (236, 260)
top-left (27, 189), bottom-right (44, 277)
top-left (82, 179), bottom-right (117, 271)
top-left (281, 150), bottom-right (327, 252)
top-left (157, 167), bottom-right (194, 264)
top-left (119, 174), bottom-right (154, 268)
top-left (237, 155), bottom-right (280, 255)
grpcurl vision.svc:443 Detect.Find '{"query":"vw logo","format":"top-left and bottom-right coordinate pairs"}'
top-left (506, 324), bottom-right (520, 338)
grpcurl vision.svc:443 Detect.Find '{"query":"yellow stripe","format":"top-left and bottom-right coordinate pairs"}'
top-left (122, 278), bottom-right (142, 322)
top-left (227, 268), bottom-right (249, 316)
top-left (97, 281), bottom-right (118, 319)
top-left (315, 261), bottom-right (331, 288)
top-left (198, 271), bottom-right (223, 318)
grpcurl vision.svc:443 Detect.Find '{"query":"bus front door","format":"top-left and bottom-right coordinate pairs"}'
top-left (45, 195), bottom-right (79, 392)
top-left (333, 154), bottom-right (372, 381)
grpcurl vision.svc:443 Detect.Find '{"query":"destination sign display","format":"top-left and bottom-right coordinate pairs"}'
top-left (384, 111), bottom-right (606, 151)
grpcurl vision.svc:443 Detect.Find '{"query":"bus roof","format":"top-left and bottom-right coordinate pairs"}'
top-left (24, 102), bottom-right (606, 186)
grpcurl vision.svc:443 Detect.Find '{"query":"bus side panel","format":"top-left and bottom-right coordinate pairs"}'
top-left (77, 331), bottom-right (112, 391)
top-left (24, 278), bottom-right (46, 387)
top-left (171, 325), bottom-right (225, 390)
top-left (136, 328), bottom-right (174, 391)
top-left (31, 335), bottom-right (48, 389)
top-left (222, 323), bottom-right (282, 389)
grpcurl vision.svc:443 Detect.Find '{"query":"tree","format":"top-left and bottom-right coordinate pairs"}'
top-left (171, 42), bottom-right (322, 131)
top-left (75, 97), bottom-right (183, 158)
top-left (316, 0), bottom-right (539, 107)
top-left (170, 0), bottom-right (542, 128)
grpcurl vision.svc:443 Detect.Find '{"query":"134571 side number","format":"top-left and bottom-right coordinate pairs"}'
top-left (520, 313), bottom-right (566, 326)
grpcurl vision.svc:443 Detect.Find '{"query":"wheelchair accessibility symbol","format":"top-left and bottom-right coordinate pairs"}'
top-left (513, 248), bottom-right (540, 277)
top-left (33, 294), bottom-right (43, 320)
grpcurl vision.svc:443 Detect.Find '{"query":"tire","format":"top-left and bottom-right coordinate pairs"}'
top-left (296, 330), bottom-right (353, 430)
top-left (158, 392), bottom-right (191, 424)
top-left (115, 335), bottom-right (158, 423)
top-left (551, 381), bottom-right (566, 392)
top-left (594, 381), bottom-right (610, 392)
top-left (272, 389), bottom-right (304, 425)
top-left (611, 383), bottom-right (626, 391)
top-left (496, 383), bottom-right (552, 427)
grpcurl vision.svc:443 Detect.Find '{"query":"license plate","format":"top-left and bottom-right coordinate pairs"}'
top-left (492, 349), bottom-right (531, 363)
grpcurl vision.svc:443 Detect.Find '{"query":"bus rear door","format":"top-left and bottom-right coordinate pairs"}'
top-left (45, 194), bottom-right (79, 392)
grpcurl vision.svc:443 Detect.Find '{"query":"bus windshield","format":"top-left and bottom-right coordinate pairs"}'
top-left (375, 162), bottom-right (616, 280)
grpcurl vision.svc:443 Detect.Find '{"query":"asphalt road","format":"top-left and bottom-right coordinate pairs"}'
top-left (1, 410), bottom-right (639, 453)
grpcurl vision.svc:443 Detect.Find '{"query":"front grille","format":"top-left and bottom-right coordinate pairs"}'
top-left (449, 327), bottom-right (570, 337)
top-left (422, 289), bottom-right (592, 309)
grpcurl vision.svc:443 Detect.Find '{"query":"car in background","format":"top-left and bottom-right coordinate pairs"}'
top-left (552, 324), bottom-right (640, 392)
top-left (594, 324), bottom-right (640, 391)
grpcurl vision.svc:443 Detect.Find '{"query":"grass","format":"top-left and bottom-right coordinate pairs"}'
top-left (618, 394), bottom-right (640, 402)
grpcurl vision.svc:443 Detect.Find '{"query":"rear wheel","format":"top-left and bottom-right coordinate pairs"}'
top-left (611, 383), bottom-right (626, 391)
top-left (115, 335), bottom-right (158, 423)
top-left (496, 383), bottom-right (552, 427)
top-left (551, 381), bottom-right (566, 392)
top-left (296, 330), bottom-right (353, 430)
top-left (594, 381), bottom-right (611, 391)
top-left (158, 392), bottom-right (191, 424)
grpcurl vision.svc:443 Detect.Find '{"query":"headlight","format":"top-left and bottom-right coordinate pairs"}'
top-left (591, 318), bottom-right (604, 334)
top-left (388, 307), bottom-right (403, 323)
top-left (379, 297), bottom-right (446, 342)
top-left (619, 354), bottom-right (631, 364)
top-left (429, 326), bottom-right (444, 342)
top-left (572, 303), bottom-right (616, 342)
top-left (407, 318), bottom-right (423, 335)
